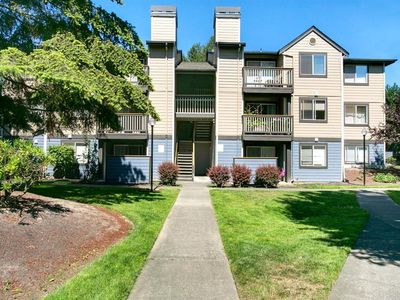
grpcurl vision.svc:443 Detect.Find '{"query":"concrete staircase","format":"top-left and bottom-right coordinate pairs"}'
top-left (176, 141), bottom-right (193, 181)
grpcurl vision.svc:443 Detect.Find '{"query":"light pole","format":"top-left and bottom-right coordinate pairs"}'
top-left (149, 116), bottom-right (156, 191)
top-left (361, 128), bottom-right (368, 186)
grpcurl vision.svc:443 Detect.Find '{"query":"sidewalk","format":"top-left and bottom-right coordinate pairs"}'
top-left (129, 182), bottom-right (238, 300)
top-left (329, 190), bottom-right (400, 299)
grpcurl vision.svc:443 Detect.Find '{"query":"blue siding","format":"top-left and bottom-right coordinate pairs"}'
top-left (369, 143), bottom-right (385, 168)
top-left (292, 142), bottom-right (342, 182)
top-left (217, 139), bottom-right (242, 166)
top-left (106, 156), bottom-right (150, 184)
top-left (149, 138), bottom-right (173, 179)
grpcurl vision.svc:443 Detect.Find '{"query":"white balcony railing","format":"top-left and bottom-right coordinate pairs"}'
top-left (176, 96), bottom-right (215, 115)
top-left (243, 115), bottom-right (293, 135)
top-left (100, 113), bottom-right (148, 134)
top-left (243, 67), bottom-right (293, 89)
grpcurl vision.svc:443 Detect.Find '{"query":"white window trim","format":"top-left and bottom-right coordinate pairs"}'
top-left (344, 104), bottom-right (369, 125)
top-left (345, 145), bottom-right (369, 164)
top-left (300, 144), bottom-right (327, 168)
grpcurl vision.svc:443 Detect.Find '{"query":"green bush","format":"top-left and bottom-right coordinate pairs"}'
top-left (373, 172), bottom-right (398, 183)
top-left (386, 156), bottom-right (397, 165)
top-left (49, 145), bottom-right (80, 179)
top-left (0, 139), bottom-right (48, 201)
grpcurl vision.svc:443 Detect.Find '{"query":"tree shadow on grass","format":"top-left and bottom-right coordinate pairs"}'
top-left (29, 184), bottom-right (167, 206)
top-left (276, 191), bottom-right (400, 267)
top-left (276, 191), bottom-right (368, 249)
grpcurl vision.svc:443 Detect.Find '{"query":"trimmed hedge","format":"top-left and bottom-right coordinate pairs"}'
top-left (207, 165), bottom-right (230, 187)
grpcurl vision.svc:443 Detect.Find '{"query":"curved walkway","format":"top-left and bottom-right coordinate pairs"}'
top-left (129, 182), bottom-right (238, 300)
top-left (329, 190), bottom-right (400, 299)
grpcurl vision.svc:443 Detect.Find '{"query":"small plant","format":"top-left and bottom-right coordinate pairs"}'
top-left (158, 162), bottom-right (179, 186)
top-left (231, 164), bottom-right (252, 187)
top-left (207, 165), bottom-right (230, 187)
top-left (49, 145), bottom-right (80, 179)
top-left (373, 172), bottom-right (398, 183)
top-left (255, 165), bottom-right (280, 188)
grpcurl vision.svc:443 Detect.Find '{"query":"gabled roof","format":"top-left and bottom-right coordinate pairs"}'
top-left (176, 62), bottom-right (216, 72)
top-left (278, 26), bottom-right (349, 56)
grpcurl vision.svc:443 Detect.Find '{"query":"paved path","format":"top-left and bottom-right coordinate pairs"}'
top-left (329, 190), bottom-right (400, 300)
top-left (129, 182), bottom-right (238, 300)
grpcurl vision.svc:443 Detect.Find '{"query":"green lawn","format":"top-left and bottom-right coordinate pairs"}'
top-left (210, 190), bottom-right (368, 300)
top-left (29, 183), bottom-right (179, 300)
top-left (386, 190), bottom-right (400, 205)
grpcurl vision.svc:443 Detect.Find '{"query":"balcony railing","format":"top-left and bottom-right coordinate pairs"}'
top-left (176, 96), bottom-right (215, 116)
top-left (243, 115), bottom-right (293, 135)
top-left (243, 67), bottom-right (293, 92)
top-left (100, 113), bottom-right (148, 135)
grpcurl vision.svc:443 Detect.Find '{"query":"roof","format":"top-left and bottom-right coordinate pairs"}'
top-left (176, 62), bottom-right (216, 72)
top-left (344, 58), bottom-right (397, 66)
top-left (279, 26), bottom-right (349, 56)
top-left (244, 51), bottom-right (278, 55)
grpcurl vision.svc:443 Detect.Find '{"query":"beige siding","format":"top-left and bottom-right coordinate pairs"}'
top-left (282, 31), bottom-right (343, 138)
top-left (343, 65), bottom-right (385, 140)
top-left (215, 18), bottom-right (240, 43)
top-left (148, 46), bottom-right (175, 135)
top-left (216, 48), bottom-right (243, 136)
top-left (151, 16), bottom-right (176, 41)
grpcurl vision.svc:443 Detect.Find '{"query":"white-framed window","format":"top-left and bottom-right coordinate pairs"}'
top-left (300, 144), bottom-right (327, 167)
top-left (246, 146), bottom-right (276, 157)
top-left (344, 65), bottom-right (368, 84)
top-left (345, 104), bottom-right (368, 125)
top-left (300, 98), bottom-right (327, 121)
top-left (345, 145), bottom-right (368, 164)
top-left (300, 53), bottom-right (326, 76)
top-left (113, 144), bottom-right (144, 156)
top-left (246, 60), bottom-right (276, 67)
top-left (61, 141), bottom-right (88, 164)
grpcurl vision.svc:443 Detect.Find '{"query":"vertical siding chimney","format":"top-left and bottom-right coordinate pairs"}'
top-left (150, 6), bottom-right (177, 42)
top-left (214, 7), bottom-right (241, 43)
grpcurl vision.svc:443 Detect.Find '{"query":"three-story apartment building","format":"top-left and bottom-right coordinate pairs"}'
top-left (28, 6), bottom-right (396, 183)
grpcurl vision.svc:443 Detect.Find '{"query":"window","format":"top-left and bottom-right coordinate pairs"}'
top-left (113, 144), bottom-right (144, 156)
top-left (75, 143), bottom-right (88, 164)
top-left (344, 65), bottom-right (368, 84)
top-left (345, 104), bottom-right (368, 125)
top-left (300, 53), bottom-right (326, 76)
top-left (246, 146), bottom-right (276, 157)
top-left (246, 60), bottom-right (276, 67)
top-left (345, 146), bottom-right (368, 164)
top-left (300, 144), bottom-right (327, 167)
top-left (300, 98), bottom-right (327, 121)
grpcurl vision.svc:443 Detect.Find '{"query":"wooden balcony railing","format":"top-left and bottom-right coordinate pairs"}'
top-left (243, 115), bottom-right (293, 135)
top-left (176, 96), bottom-right (215, 115)
top-left (243, 67), bottom-right (293, 91)
top-left (100, 113), bottom-right (148, 134)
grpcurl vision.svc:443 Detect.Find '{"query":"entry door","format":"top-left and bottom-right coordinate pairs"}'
top-left (195, 142), bottom-right (211, 176)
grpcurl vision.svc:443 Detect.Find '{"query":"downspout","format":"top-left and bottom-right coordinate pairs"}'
top-left (165, 42), bottom-right (169, 162)
top-left (340, 55), bottom-right (345, 181)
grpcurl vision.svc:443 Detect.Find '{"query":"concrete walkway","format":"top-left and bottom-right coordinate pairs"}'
top-left (330, 190), bottom-right (400, 300)
top-left (129, 182), bottom-right (238, 300)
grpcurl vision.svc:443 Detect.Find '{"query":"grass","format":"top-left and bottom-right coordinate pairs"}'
top-left (385, 190), bottom-right (400, 206)
top-left (210, 190), bottom-right (369, 299)
top-left (29, 182), bottom-right (179, 300)
top-left (296, 183), bottom-right (400, 189)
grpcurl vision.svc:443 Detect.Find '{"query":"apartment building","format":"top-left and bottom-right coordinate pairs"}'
top-left (28, 6), bottom-right (396, 183)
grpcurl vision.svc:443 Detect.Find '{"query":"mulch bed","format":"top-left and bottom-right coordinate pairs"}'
top-left (0, 193), bottom-right (131, 299)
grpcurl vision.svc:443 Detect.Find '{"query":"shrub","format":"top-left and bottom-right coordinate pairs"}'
top-left (207, 165), bottom-right (230, 187)
top-left (386, 156), bottom-right (397, 165)
top-left (0, 139), bottom-right (48, 202)
top-left (373, 172), bottom-right (398, 183)
top-left (49, 145), bottom-right (80, 179)
top-left (231, 164), bottom-right (252, 187)
top-left (158, 162), bottom-right (179, 186)
top-left (255, 165), bottom-right (280, 188)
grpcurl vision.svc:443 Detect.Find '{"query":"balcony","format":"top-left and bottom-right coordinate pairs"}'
top-left (127, 66), bottom-right (150, 92)
top-left (98, 113), bottom-right (148, 139)
top-left (242, 115), bottom-right (293, 141)
top-left (243, 67), bottom-right (293, 94)
top-left (176, 96), bottom-right (215, 118)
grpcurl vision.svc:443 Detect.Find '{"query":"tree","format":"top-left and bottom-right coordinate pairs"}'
top-left (0, 0), bottom-right (156, 136)
top-left (184, 36), bottom-right (214, 62)
top-left (370, 83), bottom-right (400, 143)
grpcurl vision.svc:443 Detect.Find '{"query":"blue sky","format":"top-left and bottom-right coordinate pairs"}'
top-left (95, 0), bottom-right (399, 84)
